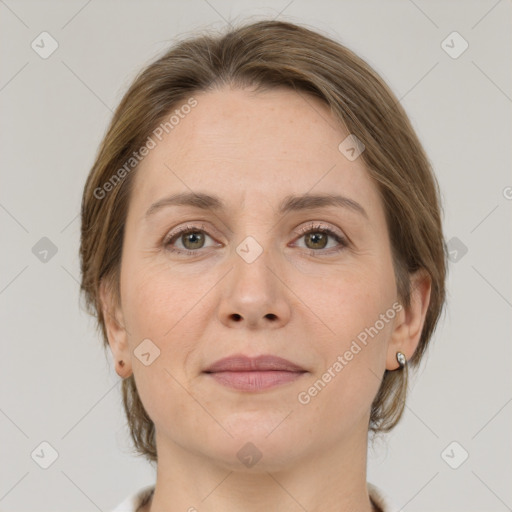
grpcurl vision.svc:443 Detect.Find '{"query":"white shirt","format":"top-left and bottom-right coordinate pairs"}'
top-left (111, 483), bottom-right (392, 511)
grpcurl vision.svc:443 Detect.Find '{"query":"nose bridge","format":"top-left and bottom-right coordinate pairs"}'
top-left (231, 207), bottom-right (277, 278)
top-left (217, 226), bottom-right (291, 328)
top-left (232, 231), bottom-right (277, 302)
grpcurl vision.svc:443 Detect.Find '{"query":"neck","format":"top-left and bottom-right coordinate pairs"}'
top-left (145, 427), bottom-right (377, 512)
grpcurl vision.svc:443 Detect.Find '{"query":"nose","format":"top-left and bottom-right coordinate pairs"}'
top-left (216, 243), bottom-right (292, 330)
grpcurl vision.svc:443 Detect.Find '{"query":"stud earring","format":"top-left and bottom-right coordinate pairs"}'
top-left (118, 360), bottom-right (125, 368)
top-left (396, 352), bottom-right (406, 369)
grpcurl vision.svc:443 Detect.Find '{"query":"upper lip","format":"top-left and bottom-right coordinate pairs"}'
top-left (204, 354), bottom-right (306, 373)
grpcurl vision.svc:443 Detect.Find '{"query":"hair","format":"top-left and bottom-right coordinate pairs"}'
top-left (80, 19), bottom-right (447, 463)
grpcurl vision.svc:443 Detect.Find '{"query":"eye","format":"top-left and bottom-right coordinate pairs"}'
top-left (293, 223), bottom-right (348, 254)
top-left (163, 224), bottom-right (218, 255)
top-left (163, 222), bottom-right (348, 257)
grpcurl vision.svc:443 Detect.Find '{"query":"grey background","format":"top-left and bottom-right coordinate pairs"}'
top-left (1, 1), bottom-right (511, 511)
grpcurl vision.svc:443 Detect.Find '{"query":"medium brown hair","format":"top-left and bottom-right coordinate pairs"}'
top-left (80, 20), bottom-right (447, 462)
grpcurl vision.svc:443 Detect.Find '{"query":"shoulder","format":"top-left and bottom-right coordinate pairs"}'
top-left (368, 482), bottom-right (394, 512)
top-left (111, 485), bottom-right (155, 512)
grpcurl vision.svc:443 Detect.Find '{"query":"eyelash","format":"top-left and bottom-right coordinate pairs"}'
top-left (163, 223), bottom-right (348, 257)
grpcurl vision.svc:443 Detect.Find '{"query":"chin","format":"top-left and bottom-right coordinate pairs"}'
top-left (209, 437), bottom-right (305, 474)
top-left (211, 416), bottom-right (305, 470)
top-left (222, 408), bottom-right (293, 437)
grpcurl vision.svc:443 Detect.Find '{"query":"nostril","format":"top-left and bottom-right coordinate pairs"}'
top-left (266, 313), bottom-right (277, 320)
top-left (232, 313), bottom-right (242, 321)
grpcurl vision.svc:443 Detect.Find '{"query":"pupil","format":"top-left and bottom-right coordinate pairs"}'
top-left (307, 232), bottom-right (327, 249)
top-left (184, 232), bottom-right (204, 249)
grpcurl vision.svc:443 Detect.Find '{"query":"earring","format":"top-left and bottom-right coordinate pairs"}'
top-left (396, 352), bottom-right (406, 369)
top-left (118, 360), bottom-right (125, 368)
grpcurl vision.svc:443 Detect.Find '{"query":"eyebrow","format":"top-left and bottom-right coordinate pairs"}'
top-left (144, 192), bottom-right (368, 220)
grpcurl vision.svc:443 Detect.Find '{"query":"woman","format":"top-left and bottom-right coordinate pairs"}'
top-left (80, 20), bottom-right (447, 512)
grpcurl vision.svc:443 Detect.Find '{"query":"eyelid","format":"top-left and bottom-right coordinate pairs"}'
top-left (164, 223), bottom-right (219, 246)
top-left (290, 222), bottom-right (349, 252)
top-left (293, 221), bottom-right (346, 239)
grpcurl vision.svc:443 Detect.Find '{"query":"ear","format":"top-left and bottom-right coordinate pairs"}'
top-left (99, 279), bottom-right (132, 378)
top-left (386, 269), bottom-right (432, 370)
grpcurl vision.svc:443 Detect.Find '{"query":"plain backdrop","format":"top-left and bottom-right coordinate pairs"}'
top-left (1, 1), bottom-right (511, 511)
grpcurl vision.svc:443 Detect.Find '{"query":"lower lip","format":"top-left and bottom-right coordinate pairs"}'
top-left (205, 371), bottom-right (306, 391)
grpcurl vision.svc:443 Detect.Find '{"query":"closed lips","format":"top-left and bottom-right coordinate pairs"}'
top-left (204, 354), bottom-right (306, 373)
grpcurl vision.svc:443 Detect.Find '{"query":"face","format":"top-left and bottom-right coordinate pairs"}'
top-left (104, 86), bottom-right (410, 471)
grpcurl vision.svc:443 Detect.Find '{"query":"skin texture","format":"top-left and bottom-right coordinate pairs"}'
top-left (101, 87), bottom-right (431, 512)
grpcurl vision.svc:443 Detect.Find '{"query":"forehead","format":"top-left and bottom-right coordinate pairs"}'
top-left (129, 87), bottom-right (382, 220)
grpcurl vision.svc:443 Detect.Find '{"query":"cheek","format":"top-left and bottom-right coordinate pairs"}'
top-left (121, 266), bottom-right (202, 433)
top-left (297, 256), bottom-right (396, 346)
top-left (121, 257), bottom-right (203, 339)
top-left (294, 260), bottom-right (396, 409)
top-left (120, 260), bottom-right (212, 388)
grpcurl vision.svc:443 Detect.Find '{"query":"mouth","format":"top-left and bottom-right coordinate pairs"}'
top-left (203, 354), bottom-right (307, 391)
